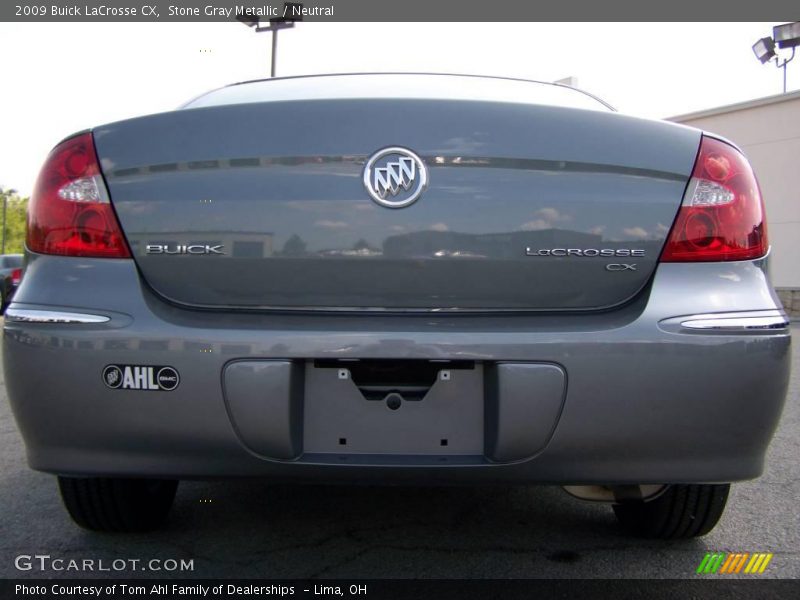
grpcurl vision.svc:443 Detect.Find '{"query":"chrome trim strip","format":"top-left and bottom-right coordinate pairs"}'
top-left (4, 308), bottom-right (110, 324)
top-left (680, 312), bottom-right (788, 331)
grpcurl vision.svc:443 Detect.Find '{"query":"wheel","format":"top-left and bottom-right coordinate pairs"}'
top-left (612, 484), bottom-right (730, 539)
top-left (58, 476), bottom-right (178, 532)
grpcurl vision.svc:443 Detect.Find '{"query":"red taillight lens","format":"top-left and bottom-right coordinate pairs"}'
top-left (27, 133), bottom-right (130, 258)
top-left (660, 136), bottom-right (767, 262)
top-left (11, 268), bottom-right (22, 286)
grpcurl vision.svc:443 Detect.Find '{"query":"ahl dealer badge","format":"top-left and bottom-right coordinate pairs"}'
top-left (103, 365), bottom-right (180, 391)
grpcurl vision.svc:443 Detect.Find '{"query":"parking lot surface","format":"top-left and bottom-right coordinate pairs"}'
top-left (0, 326), bottom-right (797, 579)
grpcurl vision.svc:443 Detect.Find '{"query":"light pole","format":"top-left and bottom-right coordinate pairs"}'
top-left (2, 194), bottom-right (6, 254)
top-left (237, 3), bottom-right (303, 78)
top-left (753, 22), bottom-right (800, 93)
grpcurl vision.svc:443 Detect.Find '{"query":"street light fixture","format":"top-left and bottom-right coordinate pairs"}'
top-left (773, 22), bottom-right (800, 49)
top-left (235, 14), bottom-right (259, 28)
top-left (752, 37), bottom-right (776, 64)
top-left (237, 2), bottom-right (303, 78)
top-left (752, 22), bottom-right (798, 93)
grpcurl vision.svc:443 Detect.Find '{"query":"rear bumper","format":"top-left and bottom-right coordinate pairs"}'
top-left (2, 254), bottom-right (791, 484)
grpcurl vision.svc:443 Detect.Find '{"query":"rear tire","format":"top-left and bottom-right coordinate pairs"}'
top-left (612, 484), bottom-right (730, 539)
top-left (58, 476), bottom-right (178, 532)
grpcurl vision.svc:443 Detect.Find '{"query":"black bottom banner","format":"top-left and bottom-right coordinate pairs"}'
top-left (3, 579), bottom-right (799, 600)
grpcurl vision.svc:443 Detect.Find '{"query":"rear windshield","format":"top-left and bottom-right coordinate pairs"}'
top-left (183, 73), bottom-right (613, 112)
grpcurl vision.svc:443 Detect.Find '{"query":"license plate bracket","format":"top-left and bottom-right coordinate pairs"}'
top-left (303, 360), bottom-right (484, 455)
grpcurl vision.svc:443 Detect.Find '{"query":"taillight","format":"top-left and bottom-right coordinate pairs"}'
top-left (660, 136), bottom-right (767, 262)
top-left (27, 132), bottom-right (130, 258)
top-left (11, 268), bottom-right (22, 286)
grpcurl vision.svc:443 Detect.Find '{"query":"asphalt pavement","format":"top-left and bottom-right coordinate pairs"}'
top-left (0, 326), bottom-right (797, 580)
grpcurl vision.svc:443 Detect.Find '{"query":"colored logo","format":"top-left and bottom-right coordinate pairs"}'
top-left (696, 552), bottom-right (774, 575)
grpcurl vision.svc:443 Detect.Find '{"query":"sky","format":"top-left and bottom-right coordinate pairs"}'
top-left (0, 21), bottom-right (796, 196)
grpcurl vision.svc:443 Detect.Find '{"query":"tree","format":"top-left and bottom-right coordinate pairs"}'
top-left (0, 187), bottom-right (29, 254)
top-left (281, 233), bottom-right (307, 256)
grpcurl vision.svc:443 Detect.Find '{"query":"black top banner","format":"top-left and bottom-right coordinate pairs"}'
top-left (2, 0), bottom-right (799, 22)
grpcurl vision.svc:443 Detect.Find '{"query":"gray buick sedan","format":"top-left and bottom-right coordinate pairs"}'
top-left (3, 74), bottom-right (790, 537)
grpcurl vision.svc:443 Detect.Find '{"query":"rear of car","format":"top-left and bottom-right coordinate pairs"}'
top-left (3, 74), bottom-right (790, 537)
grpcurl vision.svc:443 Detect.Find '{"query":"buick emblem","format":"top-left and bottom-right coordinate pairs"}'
top-left (363, 147), bottom-right (428, 208)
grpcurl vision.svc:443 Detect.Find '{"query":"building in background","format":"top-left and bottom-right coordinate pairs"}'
top-left (671, 90), bottom-right (800, 316)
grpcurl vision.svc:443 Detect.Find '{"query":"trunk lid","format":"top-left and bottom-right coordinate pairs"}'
top-left (94, 98), bottom-right (700, 311)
